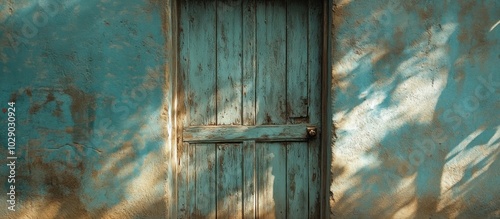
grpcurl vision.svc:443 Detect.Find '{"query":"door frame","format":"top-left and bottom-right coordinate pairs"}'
top-left (163, 0), bottom-right (333, 218)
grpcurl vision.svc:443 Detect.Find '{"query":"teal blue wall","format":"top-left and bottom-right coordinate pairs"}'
top-left (1, 0), bottom-right (168, 217)
top-left (1, 0), bottom-right (499, 218)
top-left (330, 0), bottom-right (499, 218)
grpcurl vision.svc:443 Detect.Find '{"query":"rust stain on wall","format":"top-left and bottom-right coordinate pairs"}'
top-left (25, 88), bottom-right (32, 97)
top-left (46, 92), bottom-right (56, 102)
top-left (63, 86), bottom-right (96, 143)
top-left (417, 6), bottom-right (433, 21)
top-left (29, 103), bottom-right (42, 114)
top-left (20, 137), bottom-right (91, 218)
top-left (52, 101), bottom-right (64, 118)
top-left (457, 3), bottom-right (493, 63)
top-left (9, 92), bottom-right (17, 102)
top-left (28, 92), bottom-right (60, 115)
top-left (36, 157), bottom-right (89, 218)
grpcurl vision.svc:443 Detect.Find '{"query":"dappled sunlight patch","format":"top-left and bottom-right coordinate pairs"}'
top-left (4, 196), bottom-right (65, 219)
top-left (257, 167), bottom-right (275, 216)
top-left (392, 198), bottom-right (418, 218)
top-left (198, 165), bottom-right (281, 218)
top-left (389, 67), bottom-right (448, 124)
top-left (100, 142), bottom-right (133, 171)
top-left (438, 126), bottom-right (500, 211)
top-left (445, 127), bottom-right (486, 162)
top-left (490, 20), bottom-right (500, 32)
top-left (331, 164), bottom-right (418, 217)
top-left (96, 151), bottom-right (166, 218)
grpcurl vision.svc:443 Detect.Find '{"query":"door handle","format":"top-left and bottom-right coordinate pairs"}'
top-left (307, 126), bottom-right (318, 138)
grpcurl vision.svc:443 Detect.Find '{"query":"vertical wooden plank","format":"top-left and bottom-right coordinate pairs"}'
top-left (242, 0), bottom-right (256, 126)
top-left (173, 145), bottom-right (206, 217)
top-left (194, 144), bottom-right (216, 218)
top-left (216, 2), bottom-right (245, 218)
top-left (179, 0), bottom-right (190, 126)
top-left (177, 0), bottom-right (190, 216)
top-left (306, 1), bottom-right (322, 129)
top-left (243, 141), bottom-right (256, 219)
top-left (286, 0), bottom-right (309, 119)
top-left (256, 0), bottom-right (287, 125)
top-left (188, 0), bottom-right (217, 126)
top-left (255, 1), bottom-right (288, 218)
top-left (188, 2), bottom-right (217, 217)
top-left (217, 0), bottom-right (243, 125)
top-left (217, 144), bottom-right (243, 218)
top-left (179, 1), bottom-right (218, 217)
top-left (286, 142), bottom-right (308, 218)
top-left (307, 0), bottom-right (322, 217)
top-left (257, 143), bottom-right (287, 218)
top-left (177, 143), bottom-right (189, 218)
top-left (187, 143), bottom-right (197, 217)
top-left (282, 4), bottom-right (321, 216)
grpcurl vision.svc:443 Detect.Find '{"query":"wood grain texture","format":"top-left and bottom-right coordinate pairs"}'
top-left (287, 142), bottom-right (309, 218)
top-left (184, 0), bottom-right (217, 126)
top-left (178, 0), bottom-right (190, 128)
top-left (217, 0), bottom-right (243, 126)
top-left (177, 0), bottom-right (189, 216)
top-left (257, 142), bottom-right (287, 218)
top-left (217, 144), bottom-right (243, 218)
top-left (177, 142), bottom-right (189, 218)
top-left (187, 143), bottom-right (196, 217)
top-left (307, 0), bottom-right (322, 217)
top-left (183, 124), bottom-right (311, 143)
top-left (177, 0), bottom-right (323, 218)
top-left (243, 140), bottom-right (256, 219)
top-left (194, 144), bottom-right (216, 218)
top-left (242, 0), bottom-right (256, 126)
top-left (287, 0), bottom-right (309, 119)
top-left (256, 0), bottom-right (287, 125)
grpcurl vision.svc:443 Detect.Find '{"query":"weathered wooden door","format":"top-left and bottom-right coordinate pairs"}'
top-left (176, 0), bottom-right (323, 218)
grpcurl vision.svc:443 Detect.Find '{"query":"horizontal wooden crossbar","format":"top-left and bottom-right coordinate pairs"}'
top-left (183, 124), bottom-right (313, 143)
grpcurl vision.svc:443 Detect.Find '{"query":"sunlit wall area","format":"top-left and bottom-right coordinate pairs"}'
top-left (330, 0), bottom-right (500, 218)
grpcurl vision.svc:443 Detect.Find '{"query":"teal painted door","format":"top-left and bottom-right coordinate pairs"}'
top-left (177, 0), bottom-right (322, 218)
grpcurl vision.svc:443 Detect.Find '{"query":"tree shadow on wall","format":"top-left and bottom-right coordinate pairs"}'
top-left (330, 0), bottom-right (499, 218)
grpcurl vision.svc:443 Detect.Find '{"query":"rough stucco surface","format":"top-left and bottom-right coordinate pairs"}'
top-left (330, 0), bottom-right (499, 218)
top-left (1, 0), bottom-right (499, 218)
top-left (1, 0), bottom-right (169, 218)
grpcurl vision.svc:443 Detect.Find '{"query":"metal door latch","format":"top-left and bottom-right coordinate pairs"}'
top-left (307, 127), bottom-right (317, 138)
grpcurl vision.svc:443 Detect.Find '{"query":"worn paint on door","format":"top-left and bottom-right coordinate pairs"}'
top-left (177, 0), bottom-right (322, 218)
